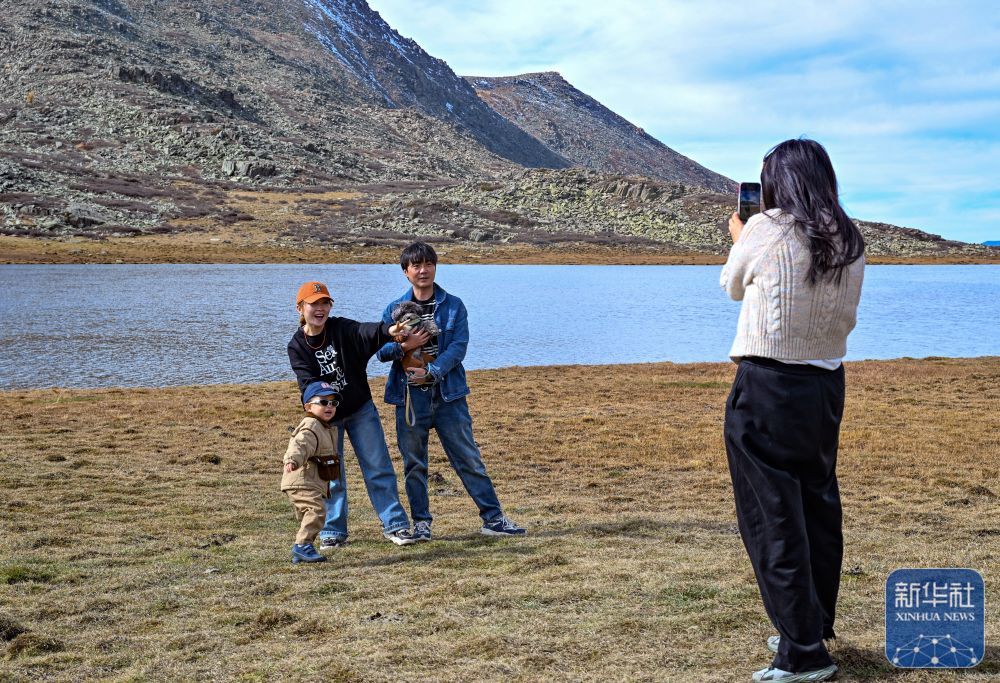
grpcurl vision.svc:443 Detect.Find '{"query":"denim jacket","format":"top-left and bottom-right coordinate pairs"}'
top-left (377, 283), bottom-right (471, 405)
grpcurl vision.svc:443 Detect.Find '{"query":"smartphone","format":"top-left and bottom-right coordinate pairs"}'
top-left (738, 182), bottom-right (761, 222)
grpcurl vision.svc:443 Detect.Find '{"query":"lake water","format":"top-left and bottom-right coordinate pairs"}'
top-left (0, 264), bottom-right (997, 389)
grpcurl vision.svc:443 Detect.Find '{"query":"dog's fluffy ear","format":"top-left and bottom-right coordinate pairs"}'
top-left (392, 301), bottom-right (439, 336)
top-left (391, 301), bottom-right (422, 321)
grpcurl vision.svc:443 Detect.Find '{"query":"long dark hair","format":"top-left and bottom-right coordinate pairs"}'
top-left (761, 138), bottom-right (864, 283)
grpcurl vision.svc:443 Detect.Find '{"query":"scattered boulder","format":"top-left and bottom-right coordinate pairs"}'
top-left (63, 202), bottom-right (108, 228)
top-left (222, 159), bottom-right (277, 179)
top-left (598, 178), bottom-right (663, 202)
top-left (217, 89), bottom-right (239, 108)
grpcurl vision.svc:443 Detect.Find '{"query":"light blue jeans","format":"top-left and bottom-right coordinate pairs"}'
top-left (320, 400), bottom-right (410, 540)
top-left (395, 387), bottom-right (503, 524)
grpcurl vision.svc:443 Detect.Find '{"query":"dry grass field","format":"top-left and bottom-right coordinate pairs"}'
top-left (1, 359), bottom-right (997, 681)
top-left (3, 234), bottom-right (999, 266)
top-left (0, 234), bottom-right (727, 266)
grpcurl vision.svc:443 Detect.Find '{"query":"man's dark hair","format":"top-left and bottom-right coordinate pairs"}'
top-left (400, 241), bottom-right (438, 270)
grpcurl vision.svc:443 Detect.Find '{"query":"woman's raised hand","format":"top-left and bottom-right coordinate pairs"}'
top-left (728, 212), bottom-right (745, 243)
top-left (400, 328), bottom-right (430, 352)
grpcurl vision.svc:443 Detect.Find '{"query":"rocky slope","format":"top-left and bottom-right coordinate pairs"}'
top-left (0, 0), bottom-right (564, 236)
top-left (468, 72), bottom-right (733, 193)
top-left (276, 169), bottom-right (994, 259)
top-left (0, 0), bottom-right (990, 260)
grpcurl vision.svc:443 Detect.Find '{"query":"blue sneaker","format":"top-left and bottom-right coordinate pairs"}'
top-left (481, 515), bottom-right (526, 537)
top-left (413, 521), bottom-right (432, 542)
top-left (291, 543), bottom-right (326, 564)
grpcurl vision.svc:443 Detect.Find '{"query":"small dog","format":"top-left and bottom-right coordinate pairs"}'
top-left (391, 301), bottom-right (440, 375)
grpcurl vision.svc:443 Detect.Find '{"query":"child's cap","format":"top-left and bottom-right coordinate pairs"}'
top-left (297, 281), bottom-right (333, 306)
top-left (303, 381), bottom-right (339, 405)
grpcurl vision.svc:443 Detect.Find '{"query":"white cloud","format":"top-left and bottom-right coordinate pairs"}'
top-left (370, 0), bottom-right (1000, 243)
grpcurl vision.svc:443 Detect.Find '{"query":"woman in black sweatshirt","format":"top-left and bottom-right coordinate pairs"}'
top-left (287, 280), bottom-right (419, 547)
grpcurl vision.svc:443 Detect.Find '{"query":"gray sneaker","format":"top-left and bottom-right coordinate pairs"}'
top-left (319, 537), bottom-right (348, 551)
top-left (767, 635), bottom-right (781, 653)
top-left (413, 521), bottom-right (432, 542)
top-left (383, 529), bottom-right (417, 546)
top-left (752, 665), bottom-right (837, 682)
top-left (767, 635), bottom-right (833, 653)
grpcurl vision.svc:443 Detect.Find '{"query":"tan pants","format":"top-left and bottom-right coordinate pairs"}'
top-left (285, 488), bottom-right (326, 546)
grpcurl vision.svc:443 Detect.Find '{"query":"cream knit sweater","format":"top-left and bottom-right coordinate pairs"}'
top-left (720, 209), bottom-right (864, 362)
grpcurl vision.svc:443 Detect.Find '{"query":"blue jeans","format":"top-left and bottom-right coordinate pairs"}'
top-left (395, 387), bottom-right (502, 523)
top-left (320, 400), bottom-right (410, 540)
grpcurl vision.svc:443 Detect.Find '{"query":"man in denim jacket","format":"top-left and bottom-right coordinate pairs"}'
top-left (377, 242), bottom-right (525, 541)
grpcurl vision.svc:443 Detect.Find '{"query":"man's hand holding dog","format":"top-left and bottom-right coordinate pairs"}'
top-left (406, 366), bottom-right (431, 384)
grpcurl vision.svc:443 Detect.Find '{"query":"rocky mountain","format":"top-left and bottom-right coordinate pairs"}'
top-left (296, 0), bottom-right (567, 169)
top-left (0, 0), bottom-right (568, 235)
top-left (0, 0), bottom-right (990, 261)
top-left (467, 72), bottom-right (733, 193)
top-left (4, 0), bottom-right (564, 170)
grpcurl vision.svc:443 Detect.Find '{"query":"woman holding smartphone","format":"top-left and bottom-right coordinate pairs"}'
top-left (721, 138), bottom-right (865, 682)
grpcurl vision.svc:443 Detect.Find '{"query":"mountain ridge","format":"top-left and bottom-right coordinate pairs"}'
top-left (0, 0), bottom-right (991, 260)
top-left (466, 71), bottom-right (734, 193)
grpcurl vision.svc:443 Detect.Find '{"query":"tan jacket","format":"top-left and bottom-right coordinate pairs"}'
top-left (280, 416), bottom-right (337, 494)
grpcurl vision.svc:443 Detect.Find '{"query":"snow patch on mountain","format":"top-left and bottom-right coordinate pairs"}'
top-left (302, 0), bottom-right (393, 104)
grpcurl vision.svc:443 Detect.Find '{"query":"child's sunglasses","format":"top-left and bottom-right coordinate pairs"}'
top-left (308, 398), bottom-right (339, 407)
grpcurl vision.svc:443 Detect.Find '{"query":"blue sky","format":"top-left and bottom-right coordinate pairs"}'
top-left (369, 1), bottom-right (999, 243)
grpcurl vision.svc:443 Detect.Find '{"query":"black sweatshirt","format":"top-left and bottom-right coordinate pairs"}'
top-left (287, 318), bottom-right (394, 419)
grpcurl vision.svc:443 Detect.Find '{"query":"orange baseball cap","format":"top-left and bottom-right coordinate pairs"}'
top-left (296, 281), bottom-right (333, 305)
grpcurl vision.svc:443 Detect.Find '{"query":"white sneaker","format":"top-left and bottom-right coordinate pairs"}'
top-left (752, 665), bottom-right (837, 682)
top-left (383, 529), bottom-right (417, 546)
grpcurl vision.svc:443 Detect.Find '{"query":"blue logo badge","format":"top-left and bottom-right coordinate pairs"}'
top-left (885, 568), bottom-right (984, 668)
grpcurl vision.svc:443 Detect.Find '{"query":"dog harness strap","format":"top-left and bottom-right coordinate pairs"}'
top-left (404, 384), bottom-right (417, 427)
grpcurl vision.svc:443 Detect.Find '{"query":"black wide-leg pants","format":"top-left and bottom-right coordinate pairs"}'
top-left (724, 357), bottom-right (845, 673)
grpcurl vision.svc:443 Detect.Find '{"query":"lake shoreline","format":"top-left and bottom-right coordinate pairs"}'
top-left (3, 235), bottom-right (999, 265)
top-left (2, 356), bottom-right (999, 393)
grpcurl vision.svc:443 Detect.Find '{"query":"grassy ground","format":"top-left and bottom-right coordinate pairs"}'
top-left (0, 234), bottom-right (727, 265)
top-left (1, 359), bottom-right (997, 681)
top-left (3, 234), bottom-right (999, 266)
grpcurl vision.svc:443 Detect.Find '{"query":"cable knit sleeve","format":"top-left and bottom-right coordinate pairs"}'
top-left (720, 214), bottom-right (772, 301)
